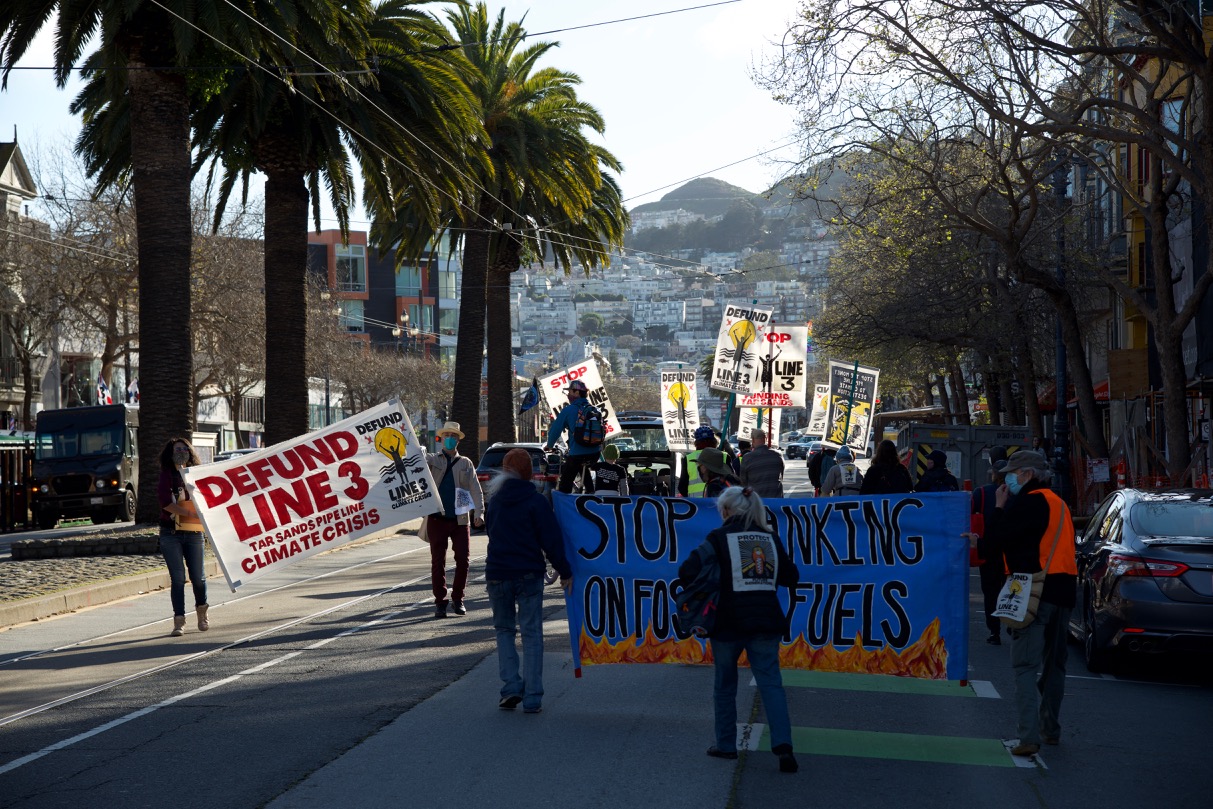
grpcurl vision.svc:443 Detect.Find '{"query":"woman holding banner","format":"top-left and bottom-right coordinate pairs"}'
top-left (677, 486), bottom-right (799, 773)
top-left (157, 437), bottom-right (210, 637)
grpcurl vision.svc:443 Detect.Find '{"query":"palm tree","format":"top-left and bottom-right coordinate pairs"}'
top-left (1, 0), bottom-right (302, 522)
top-left (370, 3), bottom-right (628, 456)
top-left (190, 0), bottom-right (480, 443)
top-left (483, 156), bottom-right (628, 444)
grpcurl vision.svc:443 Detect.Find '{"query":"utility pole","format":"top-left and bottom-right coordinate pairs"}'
top-left (1052, 158), bottom-right (1071, 505)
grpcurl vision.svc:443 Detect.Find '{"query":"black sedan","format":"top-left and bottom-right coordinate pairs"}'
top-left (1072, 488), bottom-right (1213, 671)
top-left (784, 440), bottom-right (814, 460)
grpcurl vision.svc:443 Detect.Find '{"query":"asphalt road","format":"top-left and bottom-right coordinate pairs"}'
top-left (1, 490), bottom-right (1210, 809)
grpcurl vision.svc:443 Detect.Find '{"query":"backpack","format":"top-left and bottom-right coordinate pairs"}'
top-left (573, 403), bottom-right (605, 448)
top-left (673, 541), bottom-right (720, 638)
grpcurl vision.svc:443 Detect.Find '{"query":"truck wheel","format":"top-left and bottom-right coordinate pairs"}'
top-left (118, 489), bottom-right (137, 522)
top-left (37, 509), bottom-right (58, 530)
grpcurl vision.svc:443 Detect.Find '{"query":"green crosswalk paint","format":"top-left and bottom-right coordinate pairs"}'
top-left (758, 726), bottom-right (1014, 767)
top-left (780, 670), bottom-right (976, 697)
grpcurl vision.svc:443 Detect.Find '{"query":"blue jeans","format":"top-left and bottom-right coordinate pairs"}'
top-left (160, 531), bottom-right (208, 616)
top-left (1009, 601), bottom-right (1071, 746)
top-left (487, 575), bottom-right (545, 710)
top-left (710, 634), bottom-right (793, 753)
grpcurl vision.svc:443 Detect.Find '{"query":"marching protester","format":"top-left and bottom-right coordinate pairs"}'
top-left (425, 421), bottom-right (485, 618)
top-left (694, 448), bottom-right (740, 497)
top-left (821, 445), bottom-right (864, 496)
top-left (970, 447), bottom-right (1009, 645)
top-left (543, 379), bottom-right (601, 493)
top-left (677, 486), bottom-right (799, 773)
top-left (859, 439), bottom-right (914, 495)
top-left (807, 445), bottom-right (837, 495)
top-left (980, 451), bottom-right (1077, 757)
top-left (485, 449), bottom-right (572, 714)
top-left (157, 437), bottom-right (210, 636)
top-left (914, 449), bottom-right (960, 492)
top-left (590, 443), bottom-right (629, 495)
top-left (740, 428), bottom-right (784, 499)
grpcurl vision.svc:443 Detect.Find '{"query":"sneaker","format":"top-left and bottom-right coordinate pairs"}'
top-left (986, 633), bottom-right (1001, 645)
top-left (498, 695), bottom-right (522, 711)
top-left (435, 604), bottom-right (448, 618)
top-left (523, 706), bottom-right (543, 714)
top-left (778, 752), bottom-right (799, 773)
top-left (1011, 742), bottom-right (1040, 757)
top-left (706, 747), bottom-right (738, 760)
top-left (1043, 736), bottom-right (1060, 746)
top-left (452, 599), bottom-right (467, 616)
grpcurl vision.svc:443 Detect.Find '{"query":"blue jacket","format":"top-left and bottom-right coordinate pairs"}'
top-left (485, 477), bottom-right (572, 581)
top-left (545, 397), bottom-right (601, 457)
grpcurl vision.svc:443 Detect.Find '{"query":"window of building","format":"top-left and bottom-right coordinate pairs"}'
top-left (438, 269), bottom-right (457, 299)
top-left (338, 299), bottom-right (365, 332)
top-left (396, 265), bottom-right (422, 297)
top-left (335, 244), bottom-right (367, 293)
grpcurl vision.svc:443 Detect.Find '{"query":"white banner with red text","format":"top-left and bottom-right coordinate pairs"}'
top-left (539, 360), bottom-right (621, 441)
top-left (183, 399), bottom-right (437, 590)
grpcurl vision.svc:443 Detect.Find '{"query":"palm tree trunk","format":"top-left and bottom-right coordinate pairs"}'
top-left (263, 167), bottom-right (311, 444)
top-left (486, 240), bottom-right (520, 444)
top-left (451, 196), bottom-right (493, 460)
top-left (127, 63), bottom-right (194, 524)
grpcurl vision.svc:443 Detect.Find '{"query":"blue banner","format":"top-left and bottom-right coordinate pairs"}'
top-left (553, 492), bottom-right (970, 680)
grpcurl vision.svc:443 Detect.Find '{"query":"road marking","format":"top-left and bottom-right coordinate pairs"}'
top-left (0, 555), bottom-right (490, 728)
top-left (753, 725), bottom-right (1017, 767)
top-left (0, 589), bottom-right (433, 775)
top-left (778, 670), bottom-right (989, 697)
top-left (1002, 739), bottom-right (1047, 769)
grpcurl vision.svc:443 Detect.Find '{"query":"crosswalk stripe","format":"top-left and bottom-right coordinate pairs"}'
top-left (778, 670), bottom-right (984, 697)
top-left (754, 725), bottom-right (1016, 767)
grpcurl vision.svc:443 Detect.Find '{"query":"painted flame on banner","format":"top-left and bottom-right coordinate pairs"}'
top-left (579, 620), bottom-right (949, 680)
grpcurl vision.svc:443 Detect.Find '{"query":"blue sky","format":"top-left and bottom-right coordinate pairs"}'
top-left (1, 0), bottom-right (805, 224)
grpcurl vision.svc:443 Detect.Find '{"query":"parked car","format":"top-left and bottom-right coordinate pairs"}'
top-left (475, 443), bottom-right (563, 502)
top-left (213, 448), bottom-right (260, 464)
top-left (1072, 488), bottom-right (1213, 672)
top-left (785, 440), bottom-right (815, 460)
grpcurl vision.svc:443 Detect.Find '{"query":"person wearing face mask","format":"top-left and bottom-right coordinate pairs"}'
top-left (157, 437), bottom-right (210, 636)
top-left (982, 450), bottom-right (1077, 758)
top-left (424, 422), bottom-right (485, 618)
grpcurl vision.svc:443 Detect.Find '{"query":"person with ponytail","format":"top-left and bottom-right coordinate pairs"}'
top-left (677, 486), bottom-right (800, 774)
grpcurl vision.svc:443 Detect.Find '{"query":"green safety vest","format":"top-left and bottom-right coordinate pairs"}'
top-left (686, 449), bottom-right (705, 496)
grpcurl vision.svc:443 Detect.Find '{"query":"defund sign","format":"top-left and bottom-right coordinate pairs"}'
top-left (183, 399), bottom-right (437, 590)
top-left (741, 325), bottom-right (809, 409)
top-left (710, 304), bottom-right (773, 394)
top-left (660, 369), bottom-right (700, 453)
top-left (539, 360), bottom-right (621, 440)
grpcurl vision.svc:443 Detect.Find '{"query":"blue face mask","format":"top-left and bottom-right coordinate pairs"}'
top-left (1005, 472), bottom-right (1023, 495)
top-left (443, 436), bottom-right (458, 451)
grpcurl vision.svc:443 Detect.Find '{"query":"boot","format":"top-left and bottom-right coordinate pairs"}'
top-left (197, 604), bottom-right (210, 632)
top-left (171, 615), bottom-right (186, 637)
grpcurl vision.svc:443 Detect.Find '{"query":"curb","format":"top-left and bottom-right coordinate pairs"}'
top-left (0, 559), bottom-right (222, 628)
top-left (0, 520), bottom-right (425, 630)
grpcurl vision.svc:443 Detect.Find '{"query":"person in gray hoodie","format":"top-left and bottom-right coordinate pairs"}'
top-left (485, 448), bottom-right (572, 714)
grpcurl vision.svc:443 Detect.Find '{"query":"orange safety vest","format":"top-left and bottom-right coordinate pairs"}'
top-left (1032, 489), bottom-right (1078, 575)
